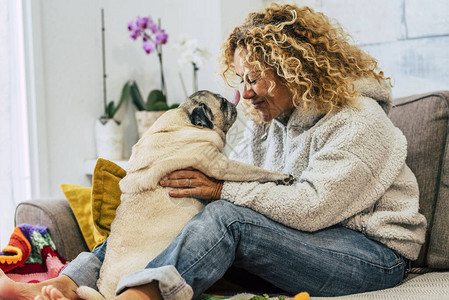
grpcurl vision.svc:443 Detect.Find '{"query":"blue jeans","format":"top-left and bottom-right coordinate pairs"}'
top-left (61, 200), bottom-right (407, 299)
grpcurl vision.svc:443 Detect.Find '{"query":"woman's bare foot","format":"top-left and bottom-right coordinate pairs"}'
top-left (0, 269), bottom-right (38, 300)
top-left (0, 269), bottom-right (78, 300)
top-left (34, 285), bottom-right (70, 300)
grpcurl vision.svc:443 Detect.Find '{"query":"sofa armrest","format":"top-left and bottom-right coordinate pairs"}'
top-left (14, 199), bottom-right (89, 261)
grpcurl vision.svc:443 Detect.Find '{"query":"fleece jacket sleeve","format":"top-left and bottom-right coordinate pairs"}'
top-left (221, 118), bottom-right (406, 232)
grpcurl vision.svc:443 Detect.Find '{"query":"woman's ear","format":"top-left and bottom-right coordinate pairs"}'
top-left (189, 104), bottom-right (214, 129)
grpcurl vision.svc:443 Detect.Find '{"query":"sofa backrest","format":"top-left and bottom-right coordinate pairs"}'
top-left (388, 90), bottom-right (449, 269)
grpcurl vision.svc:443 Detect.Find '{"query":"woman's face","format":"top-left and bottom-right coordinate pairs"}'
top-left (233, 48), bottom-right (294, 122)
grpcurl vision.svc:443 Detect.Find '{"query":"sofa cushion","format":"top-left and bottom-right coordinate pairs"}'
top-left (90, 158), bottom-right (126, 248)
top-left (59, 184), bottom-right (94, 249)
top-left (388, 90), bottom-right (449, 269)
top-left (60, 159), bottom-right (125, 251)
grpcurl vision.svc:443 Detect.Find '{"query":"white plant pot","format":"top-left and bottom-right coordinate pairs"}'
top-left (135, 110), bottom-right (167, 138)
top-left (95, 119), bottom-right (124, 160)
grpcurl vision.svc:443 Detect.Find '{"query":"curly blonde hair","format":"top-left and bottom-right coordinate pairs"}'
top-left (220, 3), bottom-right (390, 122)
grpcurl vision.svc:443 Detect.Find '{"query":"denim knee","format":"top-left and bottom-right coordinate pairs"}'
top-left (203, 199), bottom-right (237, 216)
top-left (178, 200), bottom-right (238, 240)
top-left (197, 200), bottom-right (247, 228)
top-left (143, 200), bottom-right (247, 298)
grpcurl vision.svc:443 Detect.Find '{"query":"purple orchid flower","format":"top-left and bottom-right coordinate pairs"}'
top-left (130, 28), bottom-right (141, 40)
top-left (155, 30), bottom-right (168, 45)
top-left (149, 21), bottom-right (159, 34)
top-left (127, 21), bottom-right (134, 31)
top-left (127, 15), bottom-right (168, 96)
top-left (143, 40), bottom-right (156, 54)
top-left (128, 15), bottom-right (169, 48)
top-left (135, 16), bottom-right (149, 29)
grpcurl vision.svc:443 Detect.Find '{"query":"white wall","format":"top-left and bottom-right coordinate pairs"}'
top-left (29, 0), bottom-right (448, 199)
top-left (267, 0), bottom-right (449, 98)
top-left (28, 0), bottom-right (268, 199)
top-left (31, 0), bottom-right (228, 197)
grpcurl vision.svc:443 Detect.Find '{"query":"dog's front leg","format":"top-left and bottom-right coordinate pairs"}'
top-left (194, 148), bottom-right (294, 185)
top-left (75, 286), bottom-right (105, 300)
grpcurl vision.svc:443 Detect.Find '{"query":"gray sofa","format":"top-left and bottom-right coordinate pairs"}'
top-left (15, 90), bottom-right (449, 299)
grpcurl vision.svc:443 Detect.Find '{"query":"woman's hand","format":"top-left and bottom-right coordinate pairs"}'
top-left (159, 169), bottom-right (223, 202)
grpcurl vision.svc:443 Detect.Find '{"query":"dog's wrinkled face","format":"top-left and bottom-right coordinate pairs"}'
top-left (181, 90), bottom-right (237, 134)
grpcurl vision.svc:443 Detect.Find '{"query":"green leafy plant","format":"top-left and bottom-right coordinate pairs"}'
top-left (129, 80), bottom-right (179, 111)
top-left (100, 81), bottom-right (131, 123)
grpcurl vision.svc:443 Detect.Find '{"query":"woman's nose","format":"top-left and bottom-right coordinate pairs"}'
top-left (242, 84), bottom-right (256, 99)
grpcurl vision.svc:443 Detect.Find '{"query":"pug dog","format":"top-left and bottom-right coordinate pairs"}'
top-left (77, 91), bottom-right (294, 299)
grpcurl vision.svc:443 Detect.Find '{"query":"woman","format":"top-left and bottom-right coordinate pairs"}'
top-left (0, 4), bottom-right (426, 300)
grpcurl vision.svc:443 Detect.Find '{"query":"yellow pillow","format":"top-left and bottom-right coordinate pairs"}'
top-left (60, 158), bottom-right (126, 251)
top-left (59, 184), bottom-right (95, 249)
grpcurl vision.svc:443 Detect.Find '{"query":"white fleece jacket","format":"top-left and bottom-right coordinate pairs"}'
top-left (222, 78), bottom-right (427, 260)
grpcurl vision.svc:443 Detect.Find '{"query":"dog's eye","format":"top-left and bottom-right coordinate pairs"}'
top-left (220, 97), bottom-right (228, 112)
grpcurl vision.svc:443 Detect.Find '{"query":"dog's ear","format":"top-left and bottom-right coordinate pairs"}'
top-left (190, 103), bottom-right (214, 129)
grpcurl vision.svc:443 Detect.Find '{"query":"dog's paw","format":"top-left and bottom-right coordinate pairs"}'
top-left (75, 286), bottom-right (105, 300)
top-left (275, 175), bottom-right (295, 185)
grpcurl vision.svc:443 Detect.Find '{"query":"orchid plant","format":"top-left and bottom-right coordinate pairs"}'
top-left (175, 35), bottom-right (210, 93)
top-left (128, 15), bottom-right (171, 111)
top-left (101, 82), bottom-right (130, 122)
top-left (99, 8), bottom-right (129, 123)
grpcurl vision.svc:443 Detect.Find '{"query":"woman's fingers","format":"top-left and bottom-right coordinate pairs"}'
top-left (169, 188), bottom-right (197, 198)
top-left (160, 170), bottom-right (202, 188)
top-left (168, 184), bottom-right (216, 200)
top-left (163, 169), bottom-right (199, 181)
top-left (160, 178), bottom-right (193, 188)
top-left (159, 169), bottom-right (222, 200)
